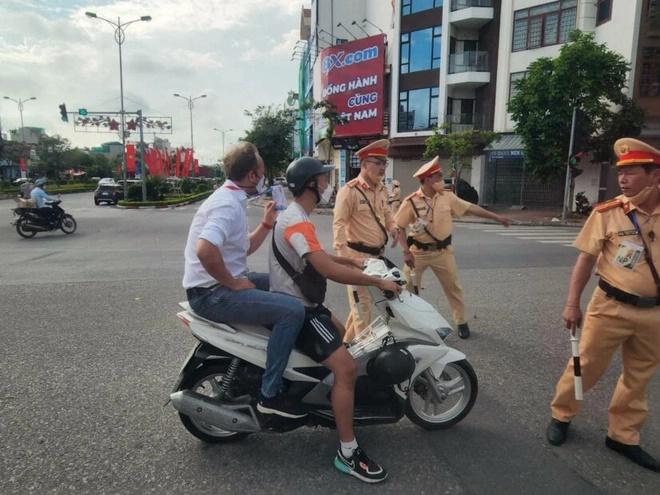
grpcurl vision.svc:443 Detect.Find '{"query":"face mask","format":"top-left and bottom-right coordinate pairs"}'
top-left (319, 185), bottom-right (333, 204)
top-left (626, 185), bottom-right (655, 206)
top-left (431, 182), bottom-right (445, 193)
top-left (255, 175), bottom-right (265, 195)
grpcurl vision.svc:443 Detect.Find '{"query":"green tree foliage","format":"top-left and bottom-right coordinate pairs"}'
top-left (32, 135), bottom-right (70, 179)
top-left (243, 105), bottom-right (296, 180)
top-left (0, 139), bottom-right (27, 164)
top-left (509, 31), bottom-right (644, 180)
top-left (424, 125), bottom-right (499, 181)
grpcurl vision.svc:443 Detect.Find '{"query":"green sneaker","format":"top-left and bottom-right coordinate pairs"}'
top-left (334, 447), bottom-right (388, 483)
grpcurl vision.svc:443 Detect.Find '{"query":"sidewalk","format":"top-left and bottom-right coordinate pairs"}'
top-left (457, 206), bottom-right (587, 227)
top-left (313, 204), bottom-right (587, 227)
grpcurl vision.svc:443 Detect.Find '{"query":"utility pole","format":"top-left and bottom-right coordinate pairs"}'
top-left (138, 109), bottom-right (147, 202)
top-left (561, 106), bottom-right (578, 222)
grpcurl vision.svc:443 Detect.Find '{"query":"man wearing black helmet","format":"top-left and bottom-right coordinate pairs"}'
top-left (269, 157), bottom-right (401, 483)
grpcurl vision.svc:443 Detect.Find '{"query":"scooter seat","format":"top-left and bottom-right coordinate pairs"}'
top-left (178, 301), bottom-right (271, 339)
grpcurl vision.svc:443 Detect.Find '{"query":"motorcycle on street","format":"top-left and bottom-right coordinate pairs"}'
top-left (169, 258), bottom-right (478, 443)
top-left (12, 199), bottom-right (77, 238)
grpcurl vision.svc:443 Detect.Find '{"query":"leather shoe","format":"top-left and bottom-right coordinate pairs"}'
top-left (457, 323), bottom-right (470, 339)
top-left (605, 437), bottom-right (660, 472)
top-left (546, 418), bottom-right (570, 446)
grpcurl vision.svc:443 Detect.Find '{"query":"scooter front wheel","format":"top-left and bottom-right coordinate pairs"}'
top-left (60, 214), bottom-right (77, 234)
top-left (405, 359), bottom-right (477, 430)
top-left (178, 363), bottom-right (250, 444)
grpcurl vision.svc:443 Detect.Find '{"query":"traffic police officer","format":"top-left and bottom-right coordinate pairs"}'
top-left (389, 180), bottom-right (402, 211)
top-left (546, 137), bottom-right (660, 472)
top-left (395, 157), bottom-right (511, 338)
top-left (333, 139), bottom-right (399, 342)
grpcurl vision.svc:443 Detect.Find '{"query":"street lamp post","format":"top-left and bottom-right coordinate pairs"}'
top-left (3, 96), bottom-right (37, 178)
top-left (3, 96), bottom-right (37, 144)
top-left (212, 128), bottom-right (234, 160)
top-left (173, 93), bottom-right (207, 176)
top-left (86, 11), bottom-right (151, 198)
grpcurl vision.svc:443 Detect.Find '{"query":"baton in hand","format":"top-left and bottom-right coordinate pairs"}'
top-left (570, 328), bottom-right (583, 401)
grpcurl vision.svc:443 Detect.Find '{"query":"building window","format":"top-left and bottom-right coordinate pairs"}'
top-left (512, 0), bottom-right (577, 52)
top-left (509, 71), bottom-right (527, 102)
top-left (400, 27), bottom-right (442, 74)
top-left (649, 0), bottom-right (660, 30)
top-left (640, 47), bottom-right (660, 97)
top-left (402, 0), bottom-right (443, 16)
top-left (398, 87), bottom-right (439, 132)
top-left (596, 0), bottom-right (612, 25)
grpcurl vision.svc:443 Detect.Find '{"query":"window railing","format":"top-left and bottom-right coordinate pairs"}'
top-left (448, 51), bottom-right (489, 73)
top-left (445, 113), bottom-right (485, 132)
top-left (451, 0), bottom-right (493, 11)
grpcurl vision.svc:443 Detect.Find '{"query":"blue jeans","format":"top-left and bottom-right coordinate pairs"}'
top-left (187, 273), bottom-right (305, 398)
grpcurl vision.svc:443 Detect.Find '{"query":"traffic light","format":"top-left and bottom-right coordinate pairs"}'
top-left (59, 103), bottom-right (68, 122)
top-left (569, 152), bottom-right (583, 178)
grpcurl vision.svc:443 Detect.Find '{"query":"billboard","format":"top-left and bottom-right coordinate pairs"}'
top-left (320, 34), bottom-right (386, 138)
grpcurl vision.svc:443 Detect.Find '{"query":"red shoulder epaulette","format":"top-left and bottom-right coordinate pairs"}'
top-left (594, 198), bottom-right (623, 213)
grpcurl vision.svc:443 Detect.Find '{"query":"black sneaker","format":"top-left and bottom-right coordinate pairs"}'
top-left (334, 446), bottom-right (388, 483)
top-left (257, 393), bottom-right (307, 419)
top-left (457, 323), bottom-right (470, 339)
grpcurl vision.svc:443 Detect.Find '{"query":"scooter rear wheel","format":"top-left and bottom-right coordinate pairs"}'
top-left (178, 363), bottom-right (250, 443)
top-left (405, 359), bottom-right (477, 430)
top-left (16, 218), bottom-right (37, 238)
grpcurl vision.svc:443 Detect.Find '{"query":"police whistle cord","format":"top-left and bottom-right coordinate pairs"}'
top-left (570, 328), bottom-right (583, 401)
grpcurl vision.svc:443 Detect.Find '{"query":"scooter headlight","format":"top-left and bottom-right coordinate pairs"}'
top-left (435, 327), bottom-right (452, 341)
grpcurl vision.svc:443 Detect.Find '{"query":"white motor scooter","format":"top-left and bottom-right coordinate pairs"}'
top-left (169, 258), bottom-right (477, 443)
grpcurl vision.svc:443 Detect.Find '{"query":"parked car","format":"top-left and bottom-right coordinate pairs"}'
top-left (98, 177), bottom-right (117, 186)
top-left (94, 184), bottom-right (123, 205)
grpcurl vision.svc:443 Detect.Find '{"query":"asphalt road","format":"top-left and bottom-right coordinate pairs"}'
top-left (0, 192), bottom-right (658, 494)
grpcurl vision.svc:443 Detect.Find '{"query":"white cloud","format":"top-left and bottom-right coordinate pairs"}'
top-left (0, 0), bottom-right (302, 164)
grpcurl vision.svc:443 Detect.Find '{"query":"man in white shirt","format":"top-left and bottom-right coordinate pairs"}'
top-left (183, 142), bottom-right (307, 419)
top-left (269, 157), bottom-right (401, 483)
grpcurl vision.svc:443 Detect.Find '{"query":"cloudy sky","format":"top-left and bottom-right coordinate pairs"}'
top-left (0, 0), bottom-right (304, 164)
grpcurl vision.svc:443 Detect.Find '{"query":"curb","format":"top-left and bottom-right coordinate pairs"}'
top-left (116, 196), bottom-right (210, 210)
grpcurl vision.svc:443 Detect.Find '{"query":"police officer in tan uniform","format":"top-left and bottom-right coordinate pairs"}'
top-left (333, 139), bottom-right (399, 342)
top-left (388, 180), bottom-right (401, 211)
top-left (546, 138), bottom-right (660, 472)
top-left (395, 157), bottom-right (511, 338)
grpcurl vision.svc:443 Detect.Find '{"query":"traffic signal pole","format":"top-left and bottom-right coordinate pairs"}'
top-left (561, 106), bottom-right (578, 222)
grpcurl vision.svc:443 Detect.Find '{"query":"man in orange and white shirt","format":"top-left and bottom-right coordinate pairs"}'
top-left (270, 157), bottom-right (401, 483)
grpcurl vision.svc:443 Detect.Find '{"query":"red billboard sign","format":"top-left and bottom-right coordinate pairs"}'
top-left (320, 34), bottom-right (386, 138)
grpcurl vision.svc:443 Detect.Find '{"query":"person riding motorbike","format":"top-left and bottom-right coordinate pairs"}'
top-left (30, 178), bottom-right (59, 225)
top-left (269, 157), bottom-right (402, 483)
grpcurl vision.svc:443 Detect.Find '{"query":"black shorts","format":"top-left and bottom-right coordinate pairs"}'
top-left (296, 305), bottom-right (343, 363)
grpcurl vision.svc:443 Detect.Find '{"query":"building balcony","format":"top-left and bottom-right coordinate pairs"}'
top-left (449, 0), bottom-right (494, 29)
top-left (445, 113), bottom-right (486, 133)
top-left (446, 51), bottom-right (490, 88)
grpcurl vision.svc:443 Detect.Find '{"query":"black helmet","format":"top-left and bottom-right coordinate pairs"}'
top-left (286, 157), bottom-right (334, 196)
top-left (366, 343), bottom-right (415, 385)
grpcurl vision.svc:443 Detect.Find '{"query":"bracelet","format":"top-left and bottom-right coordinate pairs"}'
top-left (261, 221), bottom-right (273, 230)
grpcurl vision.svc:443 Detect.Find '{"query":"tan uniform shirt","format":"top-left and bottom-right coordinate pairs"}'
top-left (574, 194), bottom-right (660, 298)
top-left (333, 176), bottom-right (396, 253)
top-left (395, 188), bottom-right (471, 243)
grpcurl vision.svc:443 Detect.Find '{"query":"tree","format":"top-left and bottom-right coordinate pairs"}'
top-left (509, 31), bottom-right (644, 182)
top-left (424, 125), bottom-right (499, 182)
top-left (243, 105), bottom-right (296, 180)
top-left (32, 135), bottom-right (71, 179)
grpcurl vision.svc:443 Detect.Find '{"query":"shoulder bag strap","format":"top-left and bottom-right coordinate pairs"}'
top-left (627, 211), bottom-right (660, 297)
top-left (407, 196), bottom-right (443, 244)
top-left (271, 229), bottom-right (301, 281)
top-left (354, 186), bottom-right (388, 243)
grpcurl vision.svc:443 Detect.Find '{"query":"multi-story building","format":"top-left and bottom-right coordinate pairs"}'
top-left (9, 126), bottom-right (45, 145)
top-left (296, 0), bottom-right (652, 208)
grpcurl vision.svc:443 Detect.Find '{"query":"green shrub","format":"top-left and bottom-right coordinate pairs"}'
top-left (180, 178), bottom-right (194, 194)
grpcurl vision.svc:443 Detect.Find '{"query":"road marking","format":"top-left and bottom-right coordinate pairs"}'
top-left (461, 224), bottom-right (579, 248)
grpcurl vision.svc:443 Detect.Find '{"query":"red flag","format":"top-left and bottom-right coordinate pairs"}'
top-left (193, 158), bottom-right (199, 176)
top-left (125, 144), bottom-right (136, 173)
top-left (175, 148), bottom-right (182, 177)
top-left (19, 158), bottom-right (27, 172)
top-left (182, 148), bottom-right (192, 177)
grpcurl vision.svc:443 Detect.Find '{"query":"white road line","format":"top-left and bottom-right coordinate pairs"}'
top-left (538, 240), bottom-right (578, 244)
top-left (495, 232), bottom-right (576, 236)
